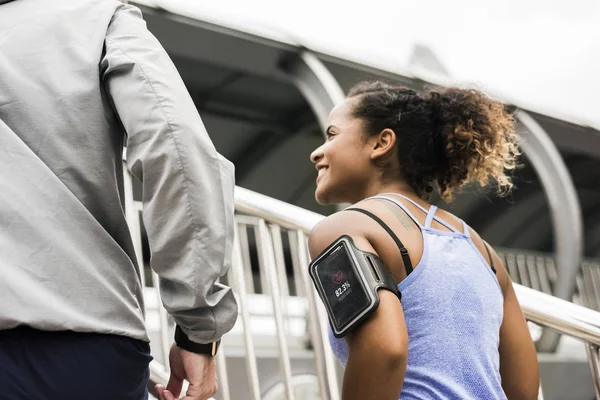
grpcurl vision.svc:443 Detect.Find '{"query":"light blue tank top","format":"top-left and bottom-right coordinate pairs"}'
top-left (328, 194), bottom-right (506, 400)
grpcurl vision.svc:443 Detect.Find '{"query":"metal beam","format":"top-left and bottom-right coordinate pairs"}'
top-left (279, 50), bottom-right (348, 213)
top-left (192, 90), bottom-right (319, 136)
top-left (585, 212), bottom-right (600, 257)
top-left (193, 72), bottom-right (245, 107)
top-left (190, 93), bottom-right (286, 132)
top-left (279, 51), bottom-right (345, 133)
top-left (231, 107), bottom-right (320, 185)
top-left (516, 110), bottom-right (584, 352)
top-left (232, 131), bottom-right (288, 183)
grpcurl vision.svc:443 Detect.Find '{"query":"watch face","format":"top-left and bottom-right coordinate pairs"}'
top-left (313, 241), bottom-right (371, 330)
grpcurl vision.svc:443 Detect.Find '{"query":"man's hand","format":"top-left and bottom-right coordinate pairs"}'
top-left (155, 342), bottom-right (218, 400)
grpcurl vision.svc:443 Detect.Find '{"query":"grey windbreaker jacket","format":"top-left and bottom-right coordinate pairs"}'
top-left (0, 0), bottom-right (238, 344)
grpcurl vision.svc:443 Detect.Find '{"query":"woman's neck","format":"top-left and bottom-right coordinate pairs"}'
top-left (356, 180), bottom-right (419, 203)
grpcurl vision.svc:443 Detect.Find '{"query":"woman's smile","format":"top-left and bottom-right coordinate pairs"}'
top-left (316, 164), bottom-right (329, 184)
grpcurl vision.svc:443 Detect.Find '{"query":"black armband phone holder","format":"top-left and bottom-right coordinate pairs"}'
top-left (308, 235), bottom-right (401, 338)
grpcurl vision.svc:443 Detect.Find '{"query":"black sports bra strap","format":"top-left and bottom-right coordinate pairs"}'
top-left (345, 208), bottom-right (414, 276)
top-left (483, 242), bottom-right (497, 275)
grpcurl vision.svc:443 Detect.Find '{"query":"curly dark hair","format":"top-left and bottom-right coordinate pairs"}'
top-left (347, 81), bottom-right (520, 201)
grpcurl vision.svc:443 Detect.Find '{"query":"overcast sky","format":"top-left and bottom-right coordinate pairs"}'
top-left (144, 0), bottom-right (600, 128)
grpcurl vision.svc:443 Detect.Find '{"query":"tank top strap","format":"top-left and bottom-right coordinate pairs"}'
top-left (429, 214), bottom-right (462, 234)
top-left (462, 220), bottom-right (471, 237)
top-left (377, 193), bottom-right (463, 234)
top-left (379, 192), bottom-right (429, 214)
top-left (422, 204), bottom-right (463, 234)
top-left (424, 205), bottom-right (438, 229)
top-left (368, 195), bottom-right (424, 229)
top-left (343, 207), bottom-right (414, 276)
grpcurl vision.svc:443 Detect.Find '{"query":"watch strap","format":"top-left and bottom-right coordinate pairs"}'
top-left (174, 325), bottom-right (220, 356)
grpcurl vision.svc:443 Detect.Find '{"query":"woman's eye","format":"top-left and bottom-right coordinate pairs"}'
top-left (326, 131), bottom-right (335, 140)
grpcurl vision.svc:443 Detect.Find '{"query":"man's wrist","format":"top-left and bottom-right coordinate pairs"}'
top-left (174, 325), bottom-right (220, 356)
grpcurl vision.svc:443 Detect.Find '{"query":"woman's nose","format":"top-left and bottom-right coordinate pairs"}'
top-left (310, 145), bottom-right (323, 164)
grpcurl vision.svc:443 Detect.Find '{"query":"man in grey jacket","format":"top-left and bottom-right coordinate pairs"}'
top-left (0, 0), bottom-right (238, 399)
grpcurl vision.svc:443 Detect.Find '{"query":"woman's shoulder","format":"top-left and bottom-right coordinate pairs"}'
top-left (308, 209), bottom-right (367, 258)
top-left (308, 198), bottom-right (386, 241)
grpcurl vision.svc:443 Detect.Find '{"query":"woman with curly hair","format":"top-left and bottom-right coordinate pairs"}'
top-left (308, 81), bottom-right (539, 400)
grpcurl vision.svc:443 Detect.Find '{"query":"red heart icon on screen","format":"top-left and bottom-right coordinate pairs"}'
top-left (332, 271), bottom-right (343, 285)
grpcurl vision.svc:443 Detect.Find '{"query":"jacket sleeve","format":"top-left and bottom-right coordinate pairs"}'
top-left (100, 3), bottom-right (238, 344)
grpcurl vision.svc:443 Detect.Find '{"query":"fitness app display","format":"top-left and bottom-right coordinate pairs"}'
top-left (315, 243), bottom-right (370, 328)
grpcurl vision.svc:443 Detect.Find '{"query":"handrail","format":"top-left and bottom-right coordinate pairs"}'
top-left (235, 186), bottom-right (323, 232)
top-left (234, 185), bottom-right (600, 344)
top-left (234, 185), bottom-right (600, 399)
top-left (515, 285), bottom-right (600, 346)
top-left (145, 185), bottom-right (600, 398)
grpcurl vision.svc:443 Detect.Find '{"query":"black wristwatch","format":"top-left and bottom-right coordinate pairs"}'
top-left (174, 325), bottom-right (220, 356)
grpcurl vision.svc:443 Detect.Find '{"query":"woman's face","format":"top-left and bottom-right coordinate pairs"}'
top-left (310, 97), bottom-right (375, 205)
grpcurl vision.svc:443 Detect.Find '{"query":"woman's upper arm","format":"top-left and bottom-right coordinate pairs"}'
top-left (308, 214), bottom-right (408, 400)
top-left (491, 249), bottom-right (540, 400)
top-left (342, 288), bottom-right (408, 400)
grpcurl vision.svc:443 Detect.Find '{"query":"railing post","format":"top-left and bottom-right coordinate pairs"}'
top-left (586, 343), bottom-right (600, 399)
top-left (216, 347), bottom-right (231, 400)
top-left (288, 230), bottom-right (306, 297)
top-left (257, 219), bottom-right (296, 400)
top-left (296, 230), bottom-right (341, 400)
top-left (236, 222), bottom-right (257, 294)
top-left (230, 223), bottom-right (262, 400)
top-left (254, 224), bottom-right (273, 296)
top-left (269, 224), bottom-right (291, 297)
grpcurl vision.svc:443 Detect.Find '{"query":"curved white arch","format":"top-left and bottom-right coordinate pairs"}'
top-left (279, 51), bottom-right (345, 132)
top-left (516, 110), bottom-right (583, 351)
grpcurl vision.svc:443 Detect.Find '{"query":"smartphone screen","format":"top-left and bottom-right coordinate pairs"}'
top-left (315, 242), bottom-right (371, 329)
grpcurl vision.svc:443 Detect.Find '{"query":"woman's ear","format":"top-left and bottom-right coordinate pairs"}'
top-left (370, 128), bottom-right (397, 161)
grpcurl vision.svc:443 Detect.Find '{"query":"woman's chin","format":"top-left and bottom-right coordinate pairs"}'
top-left (315, 186), bottom-right (332, 205)
top-left (315, 185), bottom-right (345, 206)
top-left (315, 192), bottom-right (328, 205)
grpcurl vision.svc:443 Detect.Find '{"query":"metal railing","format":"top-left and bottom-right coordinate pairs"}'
top-left (133, 186), bottom-right (600, 399)
top-left (497, 249), bottom-right (600, 313)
